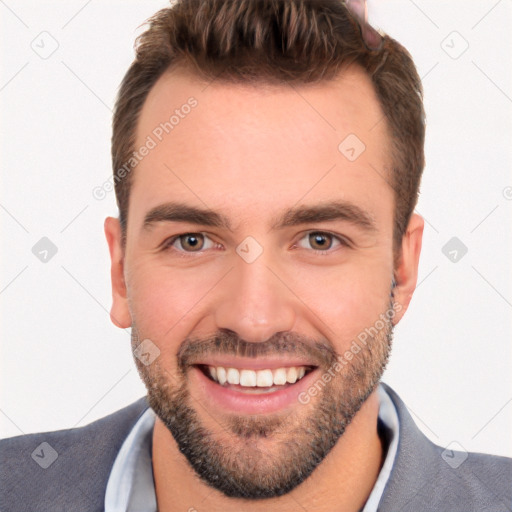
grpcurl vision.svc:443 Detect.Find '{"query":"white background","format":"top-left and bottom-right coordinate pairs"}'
top-left (1, 0), bottom-right (511, 459)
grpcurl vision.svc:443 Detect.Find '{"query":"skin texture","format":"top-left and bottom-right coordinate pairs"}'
top-left (105, 63), bottom-right (423, 511)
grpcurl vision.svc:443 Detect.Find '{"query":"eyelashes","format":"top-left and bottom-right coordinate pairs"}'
top-left (295, 231), bottom-right (349, 253)
top-left (162, 233), bottom-right (219, 253)
top-left (161, 231), bottom-right (350, 256)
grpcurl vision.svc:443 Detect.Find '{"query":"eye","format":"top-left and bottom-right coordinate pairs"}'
top-left (296, 231), bottom-right (349, 254)
top-left (162, 233), bottom-right (219, 253)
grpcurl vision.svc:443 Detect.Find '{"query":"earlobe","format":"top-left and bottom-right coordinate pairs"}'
top-left (104, 217), bottom-right (132, 329)
top-left (391, 213), bottom-right (424, 325)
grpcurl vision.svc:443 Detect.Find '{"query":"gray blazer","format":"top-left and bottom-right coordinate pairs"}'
top-left (1, 383), bottom-right (511, 511)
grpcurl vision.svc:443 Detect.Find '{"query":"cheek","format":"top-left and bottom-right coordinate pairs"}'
top-left (127, 261), bottom-right (221, 340)
top-left (287, 260), bottom-right (391, 347)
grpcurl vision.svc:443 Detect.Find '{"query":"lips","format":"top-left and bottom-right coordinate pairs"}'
top-left (191, 361), bottom-right (319, 414)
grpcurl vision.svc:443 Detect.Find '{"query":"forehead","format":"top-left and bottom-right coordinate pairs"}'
top-left (129, 65), bottom-right (393, 232)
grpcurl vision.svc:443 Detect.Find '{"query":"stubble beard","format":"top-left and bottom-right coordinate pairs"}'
top-left (131, 297), bottom-right (395, 499)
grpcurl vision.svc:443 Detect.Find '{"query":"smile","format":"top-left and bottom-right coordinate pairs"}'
top-left (203, 365), bottom-right (311, 388)
top-left (192, 362), bottom-right (319, 414)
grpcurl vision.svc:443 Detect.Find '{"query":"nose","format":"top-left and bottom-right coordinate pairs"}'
top-left (214, 254), bottom-right (296, 343)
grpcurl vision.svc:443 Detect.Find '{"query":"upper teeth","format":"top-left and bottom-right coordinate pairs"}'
top-left (208, 366), bottom-right (308, 387)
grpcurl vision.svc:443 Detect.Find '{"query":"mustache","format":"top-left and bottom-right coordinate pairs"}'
top-left (177, 330), bottom-right (338, 371)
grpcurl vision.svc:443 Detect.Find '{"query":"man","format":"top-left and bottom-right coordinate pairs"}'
top-left (1, 1), bottom-right (511, 511)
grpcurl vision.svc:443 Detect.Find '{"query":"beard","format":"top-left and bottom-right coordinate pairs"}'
top-left (131, 291), bottom-right (396, 499)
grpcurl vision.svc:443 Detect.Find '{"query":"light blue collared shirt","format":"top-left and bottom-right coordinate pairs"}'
top-left (105, 383), bottom-right (399, 511)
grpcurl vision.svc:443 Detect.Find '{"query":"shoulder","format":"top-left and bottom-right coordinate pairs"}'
top-left (0, 396), bottom-right (150, 512)
top-left (380, 383), bottom-right (512, 511)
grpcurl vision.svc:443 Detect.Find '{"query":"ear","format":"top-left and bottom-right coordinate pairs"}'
top-left (391, 213), bottom-right (424, 325)
top-left (104, 217), bottom-right (132, 329)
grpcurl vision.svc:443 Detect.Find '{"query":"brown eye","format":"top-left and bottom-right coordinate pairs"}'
top-left (296, 231), bottom-right (348, 254)
top-left (308, 232), bottom-right (333, 250)
top-left (163, 233), bottom-right (217, 253)
top-left (178, 233), bottom-right (204, 251)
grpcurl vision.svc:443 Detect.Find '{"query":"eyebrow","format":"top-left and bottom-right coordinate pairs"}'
top-left (142, 200), bottom-right (377, 234)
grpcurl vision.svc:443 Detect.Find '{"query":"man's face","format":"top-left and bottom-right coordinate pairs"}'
top-left (107, 65), bottom-right (417, 497)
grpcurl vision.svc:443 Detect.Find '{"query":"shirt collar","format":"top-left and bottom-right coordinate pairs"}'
top-left (104, 405), bottom-right (157, 512)
top-left (361, 384), bottom-right (399, 511)
top-left (105, 383), bottom-right (399, 512)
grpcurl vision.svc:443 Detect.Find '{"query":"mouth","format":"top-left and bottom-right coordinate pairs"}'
top-left (199, 364), bottom-right (313, 390)
top-left (191, 362), bottom-right (319, 414)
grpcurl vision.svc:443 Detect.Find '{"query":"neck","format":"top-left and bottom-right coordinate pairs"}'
top-left (152, 389), bottom-right (383, 512)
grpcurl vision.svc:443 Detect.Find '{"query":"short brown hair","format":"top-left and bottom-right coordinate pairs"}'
top-left (112, 0), bottom-right (425, 264)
